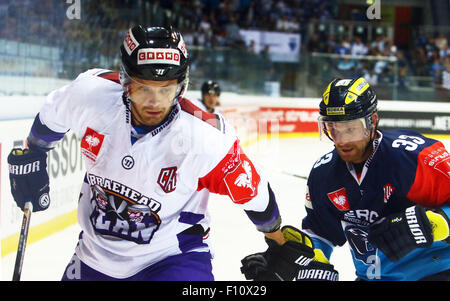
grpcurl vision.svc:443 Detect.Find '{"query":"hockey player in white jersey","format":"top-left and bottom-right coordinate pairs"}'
top-left (191, 80), bottom-right (222, 114)
top-left (7, 25), bottom-right (315, 280)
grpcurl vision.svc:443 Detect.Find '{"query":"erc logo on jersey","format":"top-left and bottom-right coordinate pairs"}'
top-left (327, 187), bottom-right (350, 211)
top-left (158, 166), bottom-right (177, 193)
top-left (81, 127), bottom-right (105, 162)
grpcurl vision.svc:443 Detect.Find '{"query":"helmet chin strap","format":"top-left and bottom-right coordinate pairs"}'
top-left (360, 115), bottom-right (379, 163)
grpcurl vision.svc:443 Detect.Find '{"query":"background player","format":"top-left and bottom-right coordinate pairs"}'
top-left (7, 25), bottom-right (315, 281)
top-left (241, 77), bottom-right (449, 281)
top-left (192, 80), bottom-right (221, 114)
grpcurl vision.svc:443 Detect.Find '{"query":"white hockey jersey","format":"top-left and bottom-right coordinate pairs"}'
top-left (190, 98), bottom-right (222, 115)
top-left (30, 69), bottom-right (281, 278)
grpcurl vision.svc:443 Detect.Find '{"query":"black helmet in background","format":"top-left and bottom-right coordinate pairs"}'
top-left (201, 80), bottom-right (221, 98)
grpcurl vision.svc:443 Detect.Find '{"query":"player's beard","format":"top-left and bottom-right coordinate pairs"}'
top-left (335, 138), bottom-right (373, 163)
top-left (130, 101), bottom-right (170, 127)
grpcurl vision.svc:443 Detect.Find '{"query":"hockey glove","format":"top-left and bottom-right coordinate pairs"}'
top-left (240, 226), bottom-right (315, 281)
top-left (8, 148), bottom-right (50, 212)
top-left (368, 205), bottom-right (441, 262)
top-left (296, 259), bottom-right (339, 281)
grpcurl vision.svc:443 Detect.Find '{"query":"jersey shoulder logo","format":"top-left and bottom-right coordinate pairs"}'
top-left (158, 166), bottom-right (177, 193)
top-left (232, 161), bottom-right (256, 194)
top-left (327, 187), bottom-right (350, 211)
top-left (224, 158), bottom-right (260, 204)
top-left (81, 127), bottom-right (105, 162)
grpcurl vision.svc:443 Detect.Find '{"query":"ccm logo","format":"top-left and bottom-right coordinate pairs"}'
top-left (137, 48), bottom-right (180, 65)
top-left (9, 161), bottom-right (40, 175)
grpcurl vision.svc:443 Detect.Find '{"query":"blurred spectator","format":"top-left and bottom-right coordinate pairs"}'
top-left (424, 36), bottom-right (439, 62)
top-left (351, 36), bottom-right (368, 56)
top-left (289, 16), bottom-right (300, 32)
top-left (307, 33), bottom-right (323, 52)
top-left (441, 58), bottom-right (450, 90)
top-left (385, 40), bottom-right (397, 57)
top-left (276, 15), bottom-right (291, 32)
top-left (334, 38), bottom-right (351, 55)
top-left (325, 34), bottom-right (337, 53)
top-left (430, 55), bottom-right (445, 84)
top-left (440, 44), bottom-right (450, 59)
top-left (435, 33), bottom-right (448, 51)
top-left (247, 39), bottom-right (257, 54)
top-left (370, 35), bottom-right (385, 54)
top-left (224, 16), bottom-right (244, 48)
top-left (362, 66), bottom-right (378, 86)
top-left (374, 51), bottom-right (389, 75)
top-left (199, 14), bottom-right (212, 33)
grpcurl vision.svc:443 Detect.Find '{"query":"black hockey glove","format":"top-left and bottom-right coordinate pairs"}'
top-left (368, 205), bottom-right (434, 262)
top-left (240, 226), bottom-right (315, 281)
top-left (8, 148), bottom-right (50, 212)
top-left (296, 260), bottom-right (339, 281)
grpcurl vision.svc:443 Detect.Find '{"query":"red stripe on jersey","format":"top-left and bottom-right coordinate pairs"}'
top-left (197, 140), bottom-right (261, 204)
top-left (407, 141), bottom-right (450, 207)
top-left (179, 98), bottom-right (221, 130)
top-left (97, 71), bottom-right (120, 84)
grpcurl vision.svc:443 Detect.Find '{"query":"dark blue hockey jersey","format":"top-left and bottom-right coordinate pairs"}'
top-left (302, 129), bottom-right (450, 280)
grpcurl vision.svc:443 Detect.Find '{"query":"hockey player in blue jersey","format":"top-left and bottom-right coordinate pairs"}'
top-left (241, 77), bottom-right (449, 281)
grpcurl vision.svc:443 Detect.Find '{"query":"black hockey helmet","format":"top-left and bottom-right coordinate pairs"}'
top-left (201, 80), bottom-right (221, 97)
top-left (319, 77), bottom-right (377, 122)
top-left (120, 25), bottom-right (189, 97)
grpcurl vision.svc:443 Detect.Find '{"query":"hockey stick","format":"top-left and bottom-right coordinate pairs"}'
top-left (257, 162), bottom-right (308, 180)
top-left (12, 201), bottom-right (33, 281)
top-left (277, 169), bottom-right (308, 180)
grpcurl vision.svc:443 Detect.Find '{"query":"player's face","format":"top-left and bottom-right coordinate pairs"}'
top-left (334, 134), bottom-right (372, 163)
top-left (203, 93), bottom-right (219, 112)
top-left (128, 78), bottom-right (179, 126)
top-left (333, 114), bottom-right (378, 163)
